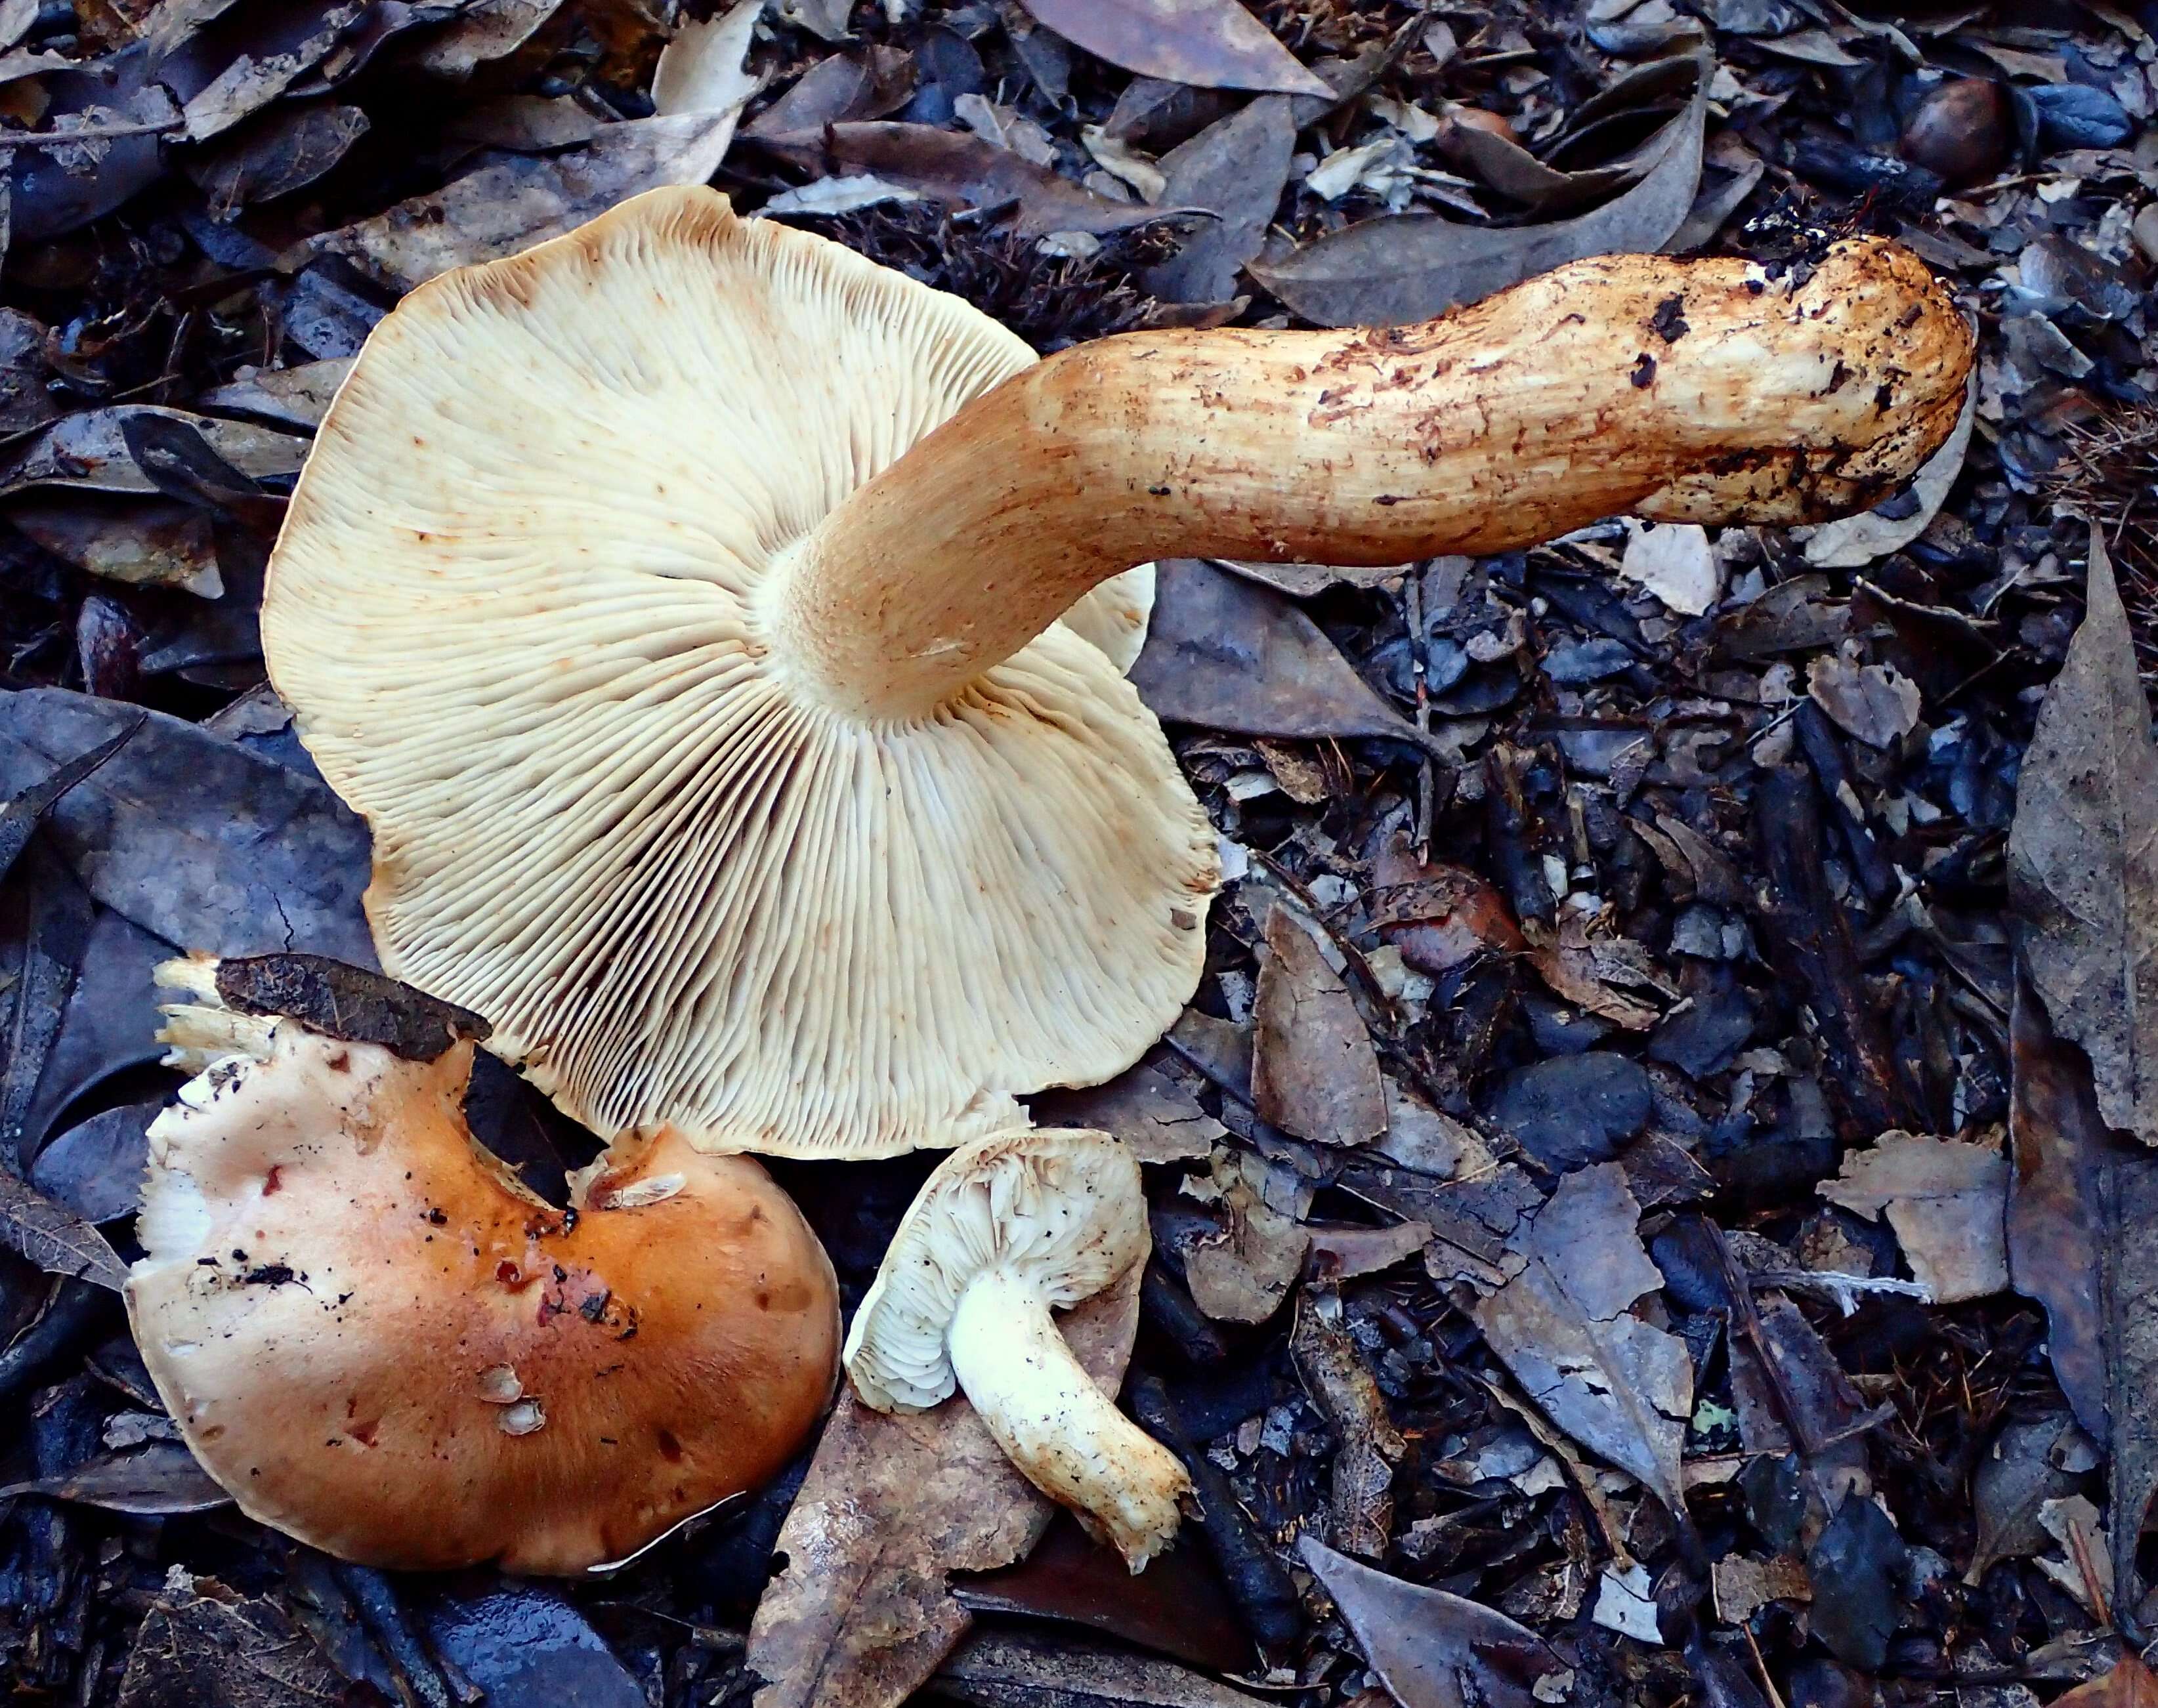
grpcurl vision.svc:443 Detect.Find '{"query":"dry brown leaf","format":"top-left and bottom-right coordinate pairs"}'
top-left (2004, 969), bottom-right (2158, 1619)
top-left (1252, 906), bottom-right (1386, 1148)
top-left (1296, 1536), bottom-right (1565, 1708)
top-left (1820, 1130), bottom-right (2007, 1302)
top-left (1028, 1058), bottom-right (1225, 1165)
top-left (758, 122), bottom-right (1185, 240)
top-left (2009, 525), bottom-right (2158, 1147)
top-left (297, 112), bottom-right (742, 289)
top-left (1180, 1148), bottom-right (1307, 1323)
top-left (1807, 654), bottom-right (1922, 749)
top-left (1250, 54), bottom-right (1705, 326)
top-left (746, 1270), bottom-right (1140, 1708)
top-left (1131, 561), bottom-right (1454, 759)
top-left (1470, 1162), bottom-right (1692, 1519)
top-left (1368, 834), bottom-right (1524, 975)
top-left (1016, 0), bottom-right (1328, 98)
top-left (650, 0), bottom-right (763, 121)
top-left (1139, 96), bottom-right (1292, 305)
top-left (1525, 913), bottom-right (1672, 1031)
top-left (1618, 519), bottom-right (1720, 614)
top-left (2052, 1654), bottom-right (2158, 1708)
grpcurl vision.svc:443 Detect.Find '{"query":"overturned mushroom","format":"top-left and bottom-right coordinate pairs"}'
top-left (261, 186), bottom-right (1971, 1161)
top-left (844, 1128), bottom-right (1188, 1569)
top-left (127, 954), bottom-right (839, 1574)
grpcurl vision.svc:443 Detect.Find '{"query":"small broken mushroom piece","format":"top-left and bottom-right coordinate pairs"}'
top-left (263, 186), bottom-right (1970, 1164)
top-left (128, 955), bottom-right (840, 1575)
top-left (844, 1128), bottom-right (1191, 1570)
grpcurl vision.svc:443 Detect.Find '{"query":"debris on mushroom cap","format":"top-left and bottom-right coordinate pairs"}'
top-left (126, 956), bottom-right (840, 1575)
top-left (844, 1128), bottom-right (1193, 1569)
top-left (264, 187), bottom-right (1210, 1164)
top-left (262, 186), bottom-right (1967, 1168)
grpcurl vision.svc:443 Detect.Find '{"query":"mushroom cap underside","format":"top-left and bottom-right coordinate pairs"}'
top-left (263, 185), bottom-right (1214, 1161)
top-left (127, 1022), bottom-right (840, 1574)
top-left (843, 1127), bottom-right (1147, 1411)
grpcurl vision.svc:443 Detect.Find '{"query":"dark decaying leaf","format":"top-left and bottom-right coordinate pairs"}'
top-left (1016, 0), bottom-right (1328, 98)
top-left (1749, 765), bottom-right (1924, 1141)
top-left (2008, 526), bottom-right (2158, 1148)
top-left (423, 1583), bottom-right (646, 1708)
top-left (1132, 560), bottom-right (1450, 757)
top-left (2005, 969), bottom-right (2158, 1617)
top-left (213, 953), bottom-right (490, 1061)
top-left (746, 45), bottom-right (919, 138)
top-left (31, 1100), bottom-right (161, 1224)
top-left (0, 715), bottom-right (142, 887)
top-left (2051, 1655), bottom-right (2158, 1708)
top-left (409, 0), bottom-right (564, 79)
top-left (953, 1513), bottom-right (1250, 1674)
top-left (9, 497), bottom-right (223, 597)
top-left (1490, 1051), bottom-right (1649, 1173)
top-left (12, 46), bottom-right (180, 244)
top-left (299, 110), bottom-right (744, 289)
top-left (1139, 96), bottom-right (1293, 306)
top-left (1296, 1535), bottom-right (1565, 1708)
top-left (1804, 1495), bottom-right (1906, 1671)
top-left (935, 1627), bottom-right (1272, 1708)
top-left (0, 843), bottom-right (95, 1173)
top-left (745, 1270), bottom-right (1139, 1708)
top-left (0, 690), bottom-right (375, 965)
top-left (1966, 1410), bottom-right (2098, 1584)
top-left (758, 123), bottom-right (1192, 240)
top-left (157, 0), bottom-right (369, 142)
top-left (0, 1165), bottom-right (129, 1291)
top-left (1249, 54), bottom-right (1706, 327)
top-left (21, 907), bottom-right (176, 1161)
top-left (1028, 1058), bottom-right (1224, 1164)
top-left (1470, 1161), bottom-right (1692, 1520)
top-left (0, 1442), bottom-right (228, 1514)
top-left (184, 102), bottom-right (371, 215)
top-left (1252, 906), bottom-right (1386, 1148)
top-left (116, 1580), bottom-right (343, 1708)
top-left (1, 407), bottom-right (308, 499)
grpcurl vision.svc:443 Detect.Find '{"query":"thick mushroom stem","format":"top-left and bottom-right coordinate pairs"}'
top-left (946, 1266), bottom-right (1192, 1571)
top-left (766, 237), bottom-right (1972, 719)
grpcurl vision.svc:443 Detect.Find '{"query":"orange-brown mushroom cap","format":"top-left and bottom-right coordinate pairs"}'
top-left (125, 966), bottom-right (840, 1574)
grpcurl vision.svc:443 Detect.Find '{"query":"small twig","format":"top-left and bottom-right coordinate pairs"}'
top-left (1404, 570), bottom-right (1434, 852)
top-left (0, 119), bottom-right (183, 149)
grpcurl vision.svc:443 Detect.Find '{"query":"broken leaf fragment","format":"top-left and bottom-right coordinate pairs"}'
top-left (1820, 1130), bottom-right (2007, 1302)
top-left (1470, 1161), bottom-right (1693, 1519)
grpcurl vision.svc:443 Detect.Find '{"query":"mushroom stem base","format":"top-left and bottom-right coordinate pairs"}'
top-left (948, 1268), bottom-right (1191, 1571)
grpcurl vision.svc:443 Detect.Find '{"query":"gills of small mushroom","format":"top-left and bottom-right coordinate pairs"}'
top-left (125, 954), bottom-right (840, 1575)
top-left (844, 1129), bottom-right (1191, 1570)
top-left (261, 187), bottom-right (1972, 1168)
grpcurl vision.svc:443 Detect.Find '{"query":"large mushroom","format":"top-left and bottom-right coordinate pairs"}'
top-left (843, 1127), bottom-right (1187, 1570)
top-left (261, 186), bottom-right (1971, 1161)
top-left (127, 954), bottom-right (840, 1574)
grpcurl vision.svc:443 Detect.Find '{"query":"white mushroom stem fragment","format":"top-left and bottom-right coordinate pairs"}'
top-left (947, 1267), bottom-right (1191, 1570)
top-left (767, 239), bottom-right (1973, 717)
top-left (843, 1129), bottom-right (1187, 1570)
